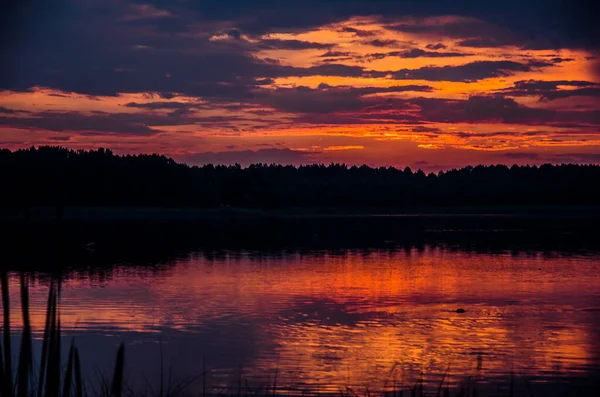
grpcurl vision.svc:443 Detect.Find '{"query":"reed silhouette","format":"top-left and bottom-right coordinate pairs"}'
top-left (0, 272), bottom-right (124, 397)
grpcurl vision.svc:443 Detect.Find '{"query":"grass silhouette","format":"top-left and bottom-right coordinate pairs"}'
top-left (0, 273), bottom-right (124, 397)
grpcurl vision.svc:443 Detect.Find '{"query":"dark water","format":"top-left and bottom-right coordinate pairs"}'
top-left (2, 215), bottom-right (600, 396)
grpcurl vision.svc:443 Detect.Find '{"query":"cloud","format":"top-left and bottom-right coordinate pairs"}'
top-left (550, 57), bottom-right (574, 63)
top-left (2, 1), bottom-right (595, 100)
top-left (541, 87), bottom-right (600, 101)
top-left (409, 126), bottom-right (441, 133)
top-left (387, 11), bottom-right (599, 50)
top-left (396, 48), bottom-right (468, 58)
top-left (501, 80), bottom-right (600, 101)
top-left (227, 29), bottom-right (242, 40)
top-left (288, 94), bottom-right (600, 128)
top-left (318, 51), bottom-right (356, 58)
top-left (123, 101), bottom-right (204, 110)
top-left (1, 0), bottom-right (599, 163)
top-left (111, 1), bottom-right (598, 52)
top-left (280, 63), bottom-right (366, 77)
top-left (425, 43), bottom-right (447, 50)
top-left (365, 48), bottom-right (469, 61)
top-left (257, 84), bottom-right (433, 114)
top-left (512, 80), bottom-right (596, 90)
top-left (339, 27), bottom-right (376, 37)
top-left (0, 106), bottom-right (26, 114)
top-left (0, 103), bottom-right (277, 136)
top-left (409, 95), bottom-right (600, 126)
top-left (387, 60), bottom-right (549, 82)
top-left (0, 111), bottom-right (162, 135)
top-left (367, 39), bottom-right (403, 47)
top-left (258, 39), bottom-right (332, 50)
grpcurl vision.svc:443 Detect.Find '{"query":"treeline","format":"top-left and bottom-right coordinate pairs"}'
top-left (1, 146), bottom-right (599, 208)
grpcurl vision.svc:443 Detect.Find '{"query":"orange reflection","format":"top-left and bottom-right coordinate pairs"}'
top-left (4, 249), bottom-right (600, 391)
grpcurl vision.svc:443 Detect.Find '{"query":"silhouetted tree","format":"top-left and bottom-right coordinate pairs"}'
top-left (1, 146), bottom-right (599, 209)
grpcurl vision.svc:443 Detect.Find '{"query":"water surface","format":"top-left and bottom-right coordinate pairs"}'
top-left (4, 244), bottom-right (600, 395)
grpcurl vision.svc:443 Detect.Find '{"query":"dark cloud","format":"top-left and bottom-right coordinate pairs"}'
top-left (513, 80), bottom-right (596, 90)
top-left (288, 94), bottom-right (600, 127)
top-left (258, 39), bottom-right (332, 50)
top-left (410, 95), bottom-right (600, 126)
top-left (1, 0), bottom-right (598, 151)
top-left (278, 63), bottom-right (366, 78)
top-left (2, 42), bottom-right (275, 97)
top-left (425, 43), bottom-right (447, 50)
top-left (123, 101), bottom-right (204, 110)
top-left (395, 48), bottom-right (468, 58)
top-left (541, 87), bottom-right (600, 101)
top-left (318, 51), bottom-right (356, 58)
top-left (0, 106), bottom-right (27, 114)
top-left (2, 0), bottom-right (597, 100)
top-left (320, 57), bottom-right (355, 63)
top-left (339, 27), bottom-right (376, 37)
top-left (364, 49), bottom-right (469, 61)
top-left (501, 80), bottom-right (600, 101)
top-left (227, 29), bottom-right (242, 40)
top-left (550, 57), bottom-right (574, 63)
top-left (130, 0), bottom-right (600, 52)
top-left (389, 18), bottom-right (547, 49)
top-left (0, 111), bottom-right (162, 135)
top-left (457, 37), bottom-right (512, 48)
top-left (409, 126), bottom-right (442, 133)
top-left (367, 39), bottom-right (403, 47)
top-left (0, 6), bottom-right (332, 98)
top-left (258, 84), bottom-right (433, 114)
top-left (386, 4), bottom-right (600, 50)
top-left (0, 104), bottom-right (280, 136)
top-left (387, 60), bottom-right (546, 82)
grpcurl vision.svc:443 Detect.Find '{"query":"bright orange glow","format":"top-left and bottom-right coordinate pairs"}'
top-left (1, 16), bottom-right (599, 168)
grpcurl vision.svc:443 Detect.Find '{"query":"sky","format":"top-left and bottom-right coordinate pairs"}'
top-left (1, 0), bottom-right (599, 170)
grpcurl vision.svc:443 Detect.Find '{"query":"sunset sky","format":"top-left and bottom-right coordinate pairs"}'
top-left (1, 0), bottom-right (599, 170)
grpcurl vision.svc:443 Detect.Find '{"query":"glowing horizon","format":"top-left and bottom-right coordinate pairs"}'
top-left (1, 2), bottom-right (599, 171)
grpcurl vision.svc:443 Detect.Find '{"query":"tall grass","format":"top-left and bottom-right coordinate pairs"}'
top-left (0, 273), bottom-right (125, 397)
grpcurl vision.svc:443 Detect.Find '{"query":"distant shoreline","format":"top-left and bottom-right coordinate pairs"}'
top-left (3, 205), bottom-right (600, 223)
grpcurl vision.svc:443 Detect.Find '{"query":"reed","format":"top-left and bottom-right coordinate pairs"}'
top-left (0, 274), bottom-right (125, 397)
top-left (2, 271), bottom-right (13, 396)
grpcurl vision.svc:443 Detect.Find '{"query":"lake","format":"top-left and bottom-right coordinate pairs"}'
top-left (2, 215), bottom-right (600, 396)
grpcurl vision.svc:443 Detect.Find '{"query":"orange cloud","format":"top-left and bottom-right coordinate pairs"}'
top-left (1, 14), bottom-right (599, 168)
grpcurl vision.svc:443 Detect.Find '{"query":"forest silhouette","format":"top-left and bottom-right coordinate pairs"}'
top-left (1, 146), bottom-right (599, 208)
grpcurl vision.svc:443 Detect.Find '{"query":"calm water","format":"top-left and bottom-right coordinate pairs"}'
top-left (4, 245), bottom-right (600, 395)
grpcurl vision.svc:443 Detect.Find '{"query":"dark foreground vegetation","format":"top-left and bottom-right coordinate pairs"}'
top-left (0, 274), bottom-right (126, 397)
top-left (2, 146), bottom-right (600, 208)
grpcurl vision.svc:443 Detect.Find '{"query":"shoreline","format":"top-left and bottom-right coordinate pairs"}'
top-left (2, 205), bottom-right (600, 223)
